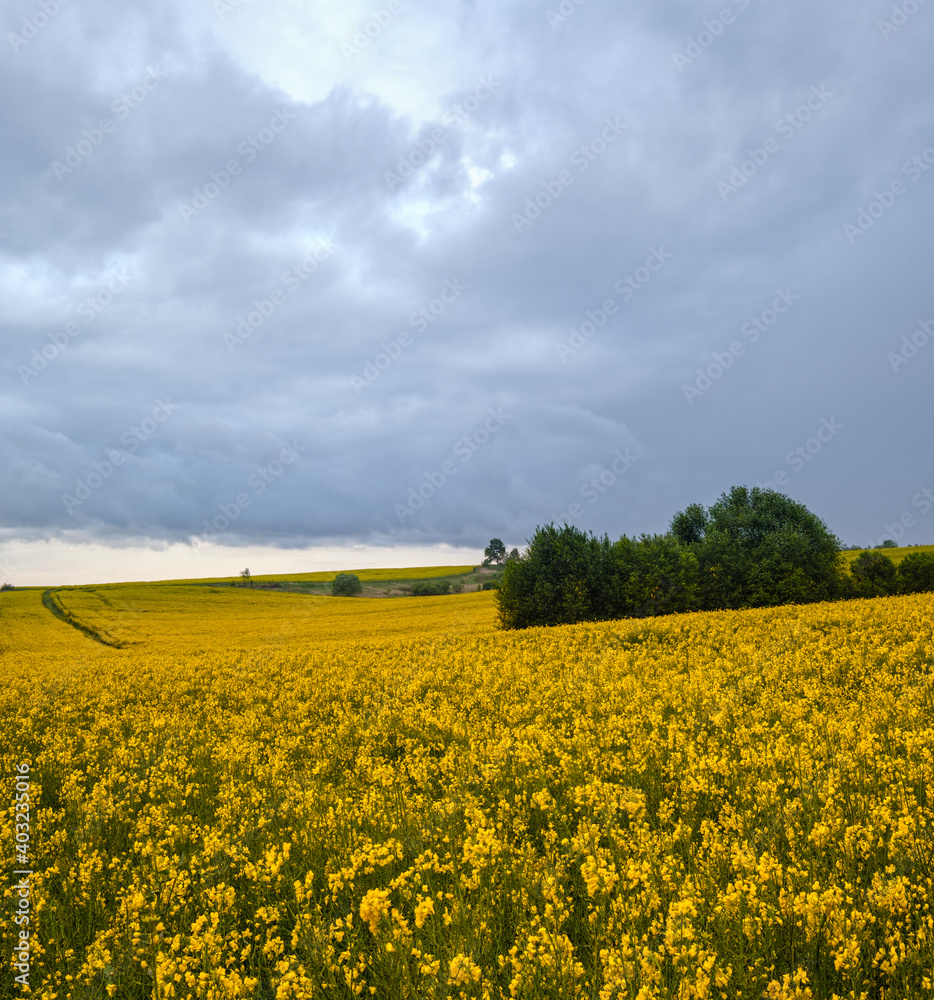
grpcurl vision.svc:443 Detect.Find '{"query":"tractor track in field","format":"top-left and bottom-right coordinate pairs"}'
top-left (41, 589), bottom-right (126, 648)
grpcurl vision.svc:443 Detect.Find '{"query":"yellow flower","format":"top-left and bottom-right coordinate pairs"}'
top-left (414, 896), bottom-right (435, 928)
top-left (359, 889), bottom-right (391, 934)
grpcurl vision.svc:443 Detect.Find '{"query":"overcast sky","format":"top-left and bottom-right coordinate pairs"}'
top-left (2, 0), bottom-right (933, 585)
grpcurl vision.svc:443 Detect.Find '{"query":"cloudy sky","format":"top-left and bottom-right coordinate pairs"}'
top-left (2, 0), bottom-right (932, 585)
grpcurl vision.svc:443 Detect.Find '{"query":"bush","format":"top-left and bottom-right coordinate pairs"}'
top-left (671, 486), bottom-right (842, 610)
top-left (409, 580), bottom-right (451, 597)
top-left (0, 583), bottom-right (13, 591)
top-left (897, 552), bottom-right (934, 595)
top-left (612, 534), bottom-right (698, 618)
top-left (497, 524), bottom-right (619, 629)
top-left (496, 488), bottom-right (847, 630)
top-left (332, 573), bottom-right (363, 597)
top-left (481, 580), bottom-right (499, 591)
top-left (849, 551), bottom-right (897, 597)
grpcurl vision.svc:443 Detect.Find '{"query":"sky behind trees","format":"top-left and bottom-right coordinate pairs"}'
top-left (2, 0), bottom-right (932, 584)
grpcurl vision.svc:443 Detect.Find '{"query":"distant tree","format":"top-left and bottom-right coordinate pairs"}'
top-left (897, 552), bottom-right (934, 595)
top-left (0, 582), bottom-right (13, 591)
top-left (506, 548), bottom-right (520, 563)
top-left (670, 486), bottom-right (842, 609)
top-left (483, 538), bottom-right (507, 566)
top-left (239, 568), bottom-right (252, 588)
top-left (849, 551), bottom-right (898, 598)
top-left (332, 573), bottom-right (363, 597)
top-left (876, 539), bottom-right (898, 549)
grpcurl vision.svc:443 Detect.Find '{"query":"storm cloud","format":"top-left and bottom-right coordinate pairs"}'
top-left (2, 0), bottom-right (932, 583)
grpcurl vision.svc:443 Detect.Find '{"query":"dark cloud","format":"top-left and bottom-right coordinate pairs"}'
top-left (2, 0), bottom-right (933, 583)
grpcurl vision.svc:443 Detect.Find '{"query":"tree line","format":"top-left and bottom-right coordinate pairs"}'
top-left (496, 486), bottom-right (934, 629)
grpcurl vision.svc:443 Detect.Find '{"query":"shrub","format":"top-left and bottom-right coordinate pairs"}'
top-left (850, 551), bottom-right (898, 597)
top-left (409, 580), bottom-right (451, 597)
top-left (612, 534), bottom-right (698, 618)
top-left (332, 573), bottom-right (363, 597)
top-left (496, 524), bottom-right (619, 629)
top-left (0, 583), bottom-right (13, 591)
top-left (897, 552), bottom-right (934, 595)
top-left (481, 580), bottom-right (499, 591)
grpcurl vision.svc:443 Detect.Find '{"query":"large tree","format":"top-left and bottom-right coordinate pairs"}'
top-left (496, 524), bottom-right (618, 629)
top-left (613, 534), bottom-right (699, 618)
top-left (897, 551), bottom-right (934, 595)
top-left (483, 538), bottom-right (507, 565)
top-left (671, 486), bottom-right (843, 609)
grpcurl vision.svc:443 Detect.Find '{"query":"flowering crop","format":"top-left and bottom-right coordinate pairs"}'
top-left (1, 586), bottom-right (934, 998)
top-left (136, 565), bottom-right (477, 587)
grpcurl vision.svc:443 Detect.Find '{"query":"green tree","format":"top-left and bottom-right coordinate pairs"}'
top-left (613, 534), bottom-right (699, 618)
top-left (332, 572), bottom-right (363, 596)
top-left (496, 524), bottom-right (617, 629)
top-left (483, 538), bottom-right (507, 566)
top-left (849, 551), bottom-right (897, 597)
top-left (669, 503), bottom-right (708, 546)
top-left (896, 551), bottom-right (934, 595)
top-left (239, 568), bottom-right (252, 588)
top-left (671, 486), bottom-right (842, 609)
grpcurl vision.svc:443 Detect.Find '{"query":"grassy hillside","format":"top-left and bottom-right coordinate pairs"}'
top-left (841, 542), bottom-right (934, 566)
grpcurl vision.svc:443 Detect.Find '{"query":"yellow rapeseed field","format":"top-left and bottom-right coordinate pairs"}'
top-left (2, 583), bottom-right (933, 999)
top-left (125, 566), bottom-right (477, 587)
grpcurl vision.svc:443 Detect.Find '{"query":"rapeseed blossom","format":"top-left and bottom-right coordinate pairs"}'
top-left (1, 583), bottom-right (933, 997)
